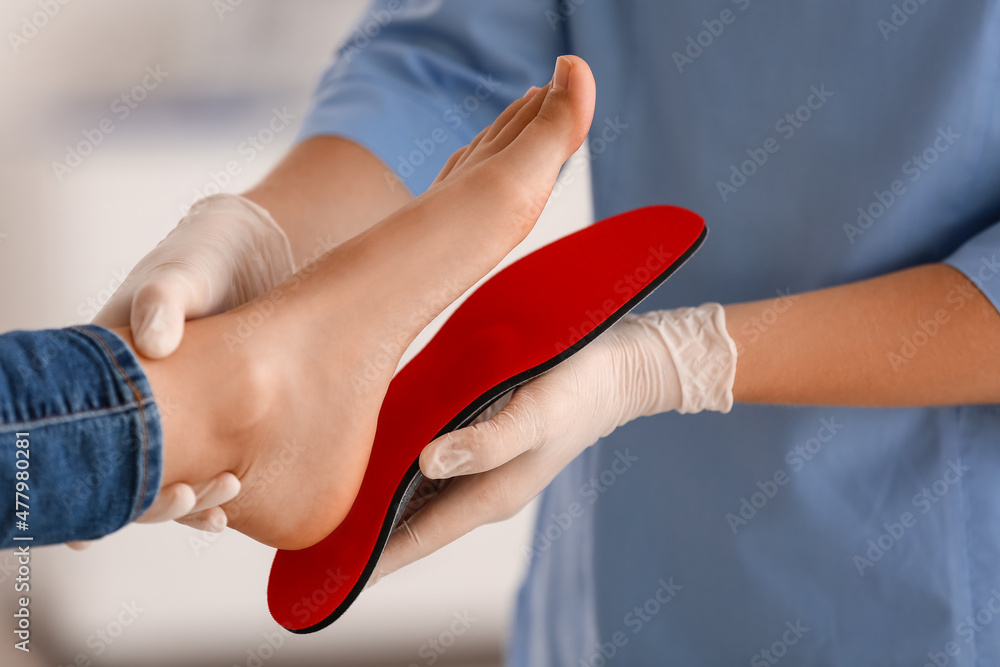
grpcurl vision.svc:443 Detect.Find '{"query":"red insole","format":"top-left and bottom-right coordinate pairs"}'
top-left (268, 206), bottom-right (706, 633)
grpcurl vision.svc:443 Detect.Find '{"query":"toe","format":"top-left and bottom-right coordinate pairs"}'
top-left (506, 55), bottom-right (596, 171)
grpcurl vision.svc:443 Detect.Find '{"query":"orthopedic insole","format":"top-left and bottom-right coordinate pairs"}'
top-left (268, 205), bottom-right (706, 633)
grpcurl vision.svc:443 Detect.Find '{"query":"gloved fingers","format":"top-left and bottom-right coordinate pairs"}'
top-left (469, 390), bottom-right (513, 426)
top-left (136, 473), bottom-right (239, 528)
top-left (169, 473), bottom-right (241, 532)
top-left (419, 388), bottom-right (545, 479)
top-left (366, 477), bottom-right (477, 587)
top-left (397, 476), bottom-right (449, 525)
top-left (187, 472), bottom-right (241, 515)
top-left (369, 466), bottom-right (533, 586)
top-left (91, 193), bottom-right (295, 359)
top-left (175, 506), bottom-right (228, 533)
top-left (127, 269), bottom-right (199, 359)
top-left (365, 479), bottom-right (447, 585)
top-left (135, 483), bottom-right (197, 523)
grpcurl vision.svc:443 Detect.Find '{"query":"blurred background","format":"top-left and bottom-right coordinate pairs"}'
top-left (0, 1), bottom-right (593, 665)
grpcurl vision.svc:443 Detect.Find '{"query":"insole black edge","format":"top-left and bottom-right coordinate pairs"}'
top-left (286, 225), bottom-right (707, 634)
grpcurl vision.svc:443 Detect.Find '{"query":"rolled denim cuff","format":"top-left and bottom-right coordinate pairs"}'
top-left (0, 325), bottom-right (162, 547)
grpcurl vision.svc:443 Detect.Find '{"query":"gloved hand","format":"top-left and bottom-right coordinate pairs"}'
top-left (70, 194), bottom-right (296, 548)
top-left (94, 193), bottom-right (296, 359)
top-left (367, 303), bottom-right (739, 584)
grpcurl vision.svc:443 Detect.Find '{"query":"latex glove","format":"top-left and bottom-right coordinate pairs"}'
top-left (132, 472), bottom-right (242, 529)
top-left (94, 193), bottom-right (296, 358)
top-left (368, 303), bottom-right (739, 584)
top-left (69, 194), bottom-right (296, 549)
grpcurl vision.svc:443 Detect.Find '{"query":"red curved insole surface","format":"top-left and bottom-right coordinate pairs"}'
top-left (268, 205), bottom-right (706, 632)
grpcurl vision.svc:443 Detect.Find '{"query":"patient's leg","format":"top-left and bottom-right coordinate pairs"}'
top-left (136, 56), bottom-right (596, 550)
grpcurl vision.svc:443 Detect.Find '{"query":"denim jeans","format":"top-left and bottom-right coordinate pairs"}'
top-left (0, 325), bottom-right (161, 548)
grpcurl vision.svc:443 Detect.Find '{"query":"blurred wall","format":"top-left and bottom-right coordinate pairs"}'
top-left (0, 1), bottom-right (592, 665)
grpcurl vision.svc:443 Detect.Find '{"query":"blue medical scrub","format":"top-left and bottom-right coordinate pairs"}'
top-left (302, 1), bottom-right (1000, 664)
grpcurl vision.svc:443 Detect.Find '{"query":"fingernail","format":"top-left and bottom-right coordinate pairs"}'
top-left (523, 85), bottom-right (540, 100)
top-left (552, 56), bottom-right (571, 91)
top-left (425, 445), bottom-right (473, 479)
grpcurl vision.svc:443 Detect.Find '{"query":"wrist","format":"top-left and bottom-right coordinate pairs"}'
top-left (601, 315), bottom-right (683, 427)
top-left (191, 193), bottom-right (297, 278)
top-left (241, 137), bottom-right (413, 266)
top-left (617, 303), bottom-right (738, 420)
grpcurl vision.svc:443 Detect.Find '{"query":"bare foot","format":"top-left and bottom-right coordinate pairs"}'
top-left (141, 56), bottom-right (596, 549)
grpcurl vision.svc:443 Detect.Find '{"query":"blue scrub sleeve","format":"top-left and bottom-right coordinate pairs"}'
top-left (298, 0), bottom-right (566, 195)
top-left (944, 220), bottom-right (1000, 313)
top-left (0, 325), bottom-right (162, 548)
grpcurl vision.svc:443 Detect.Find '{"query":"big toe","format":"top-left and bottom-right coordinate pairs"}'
top-left (504, 55), bottom-right (596, 176)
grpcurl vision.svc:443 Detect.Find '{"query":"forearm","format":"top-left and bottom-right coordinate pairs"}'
top-left (725, 263), bottom-right (1000, 406)
top-left (243, 136), bottom-right (413, 266)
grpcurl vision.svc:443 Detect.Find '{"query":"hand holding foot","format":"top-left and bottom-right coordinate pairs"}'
top-left (135, 56), bottom-right (596, 550)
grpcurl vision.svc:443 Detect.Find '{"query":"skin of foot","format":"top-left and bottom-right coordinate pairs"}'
top-left (128, 55), bottom-right (596, 550)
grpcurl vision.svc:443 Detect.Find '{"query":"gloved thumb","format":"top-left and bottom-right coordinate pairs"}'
top-left (128, 270), bottom-right (198, 359)
top-left (420, 389), bottom-right (545, 479)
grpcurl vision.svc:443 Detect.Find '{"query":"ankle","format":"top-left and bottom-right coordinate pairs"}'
top-left (137, 314), bottom-right (276, 488)
top-left (206, 317), bottom-right (282, 476)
